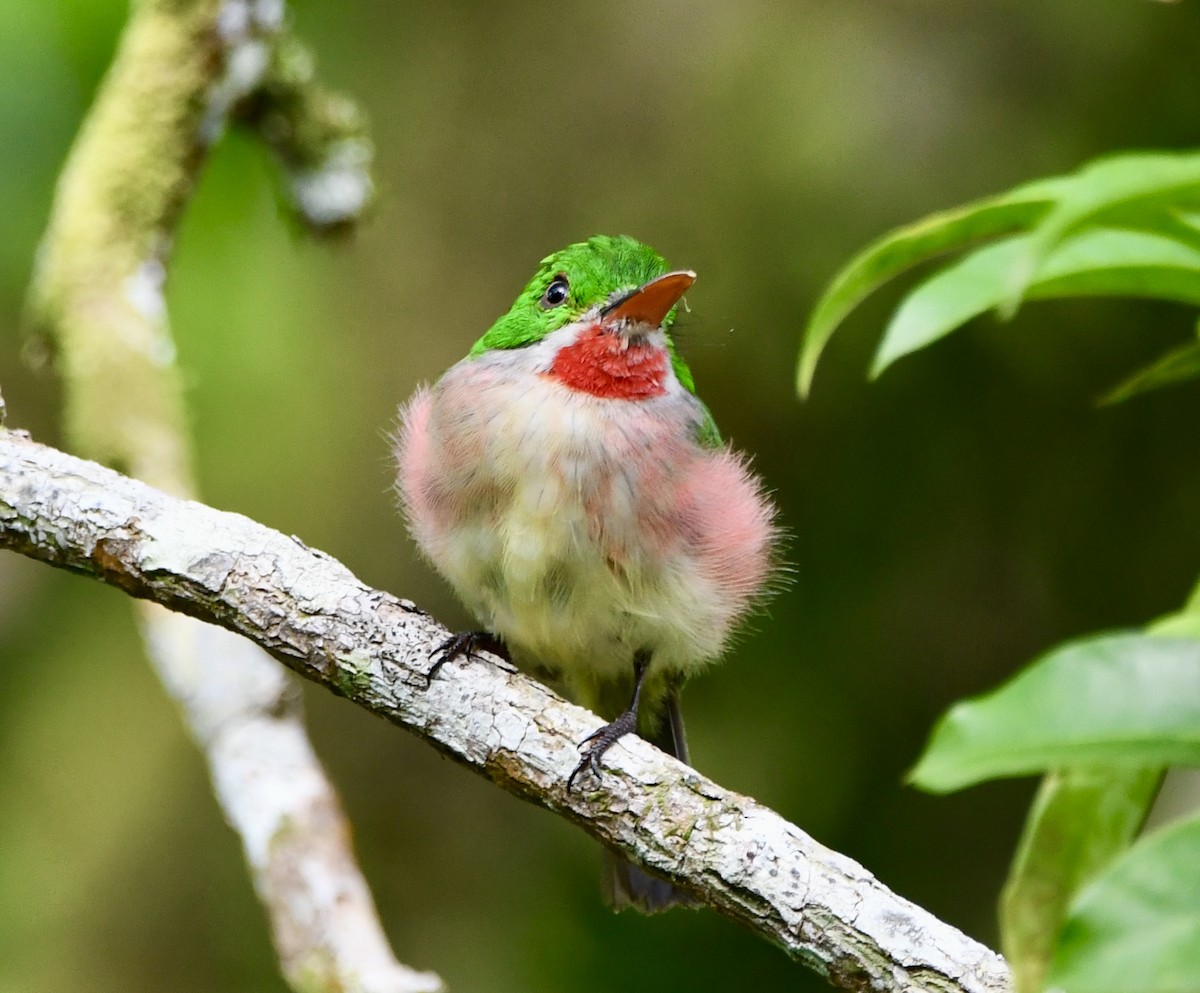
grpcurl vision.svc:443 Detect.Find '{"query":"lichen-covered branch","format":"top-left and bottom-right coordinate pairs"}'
top-left (20, 2), bottom-right (407, 991)
top-left (246, 33), bottom-right (375, 233)
top-left (26, 0), bottom-right (373, 470)
top-left (26, 0), bottom-right (221, 487)
top-left (0, 430), bottom-right (1013, 993)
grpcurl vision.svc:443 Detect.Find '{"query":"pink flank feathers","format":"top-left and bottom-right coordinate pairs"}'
top-left (394, 347), bottom-right (780, 681)
top-left (394, 387), bottom-right (440, 551)
top-left (679, 449), bottom-right (778, 618)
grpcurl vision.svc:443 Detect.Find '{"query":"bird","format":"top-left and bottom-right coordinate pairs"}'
top-left (394, 234), bottom-right (781, 912)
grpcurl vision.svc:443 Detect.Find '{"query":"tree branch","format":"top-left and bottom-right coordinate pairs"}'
top-left (0, 428), bottom-right (1013, 993)
top-left (19, 1), bottom-right (413, 990)
top-left (244, 32), bottom-right (375, 234)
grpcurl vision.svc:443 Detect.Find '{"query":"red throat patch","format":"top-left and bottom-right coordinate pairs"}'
top-left (544, 323), bottom-right (670, 400)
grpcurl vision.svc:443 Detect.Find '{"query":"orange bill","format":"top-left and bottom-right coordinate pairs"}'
top-left (601, 270), bottom-right (696, 327)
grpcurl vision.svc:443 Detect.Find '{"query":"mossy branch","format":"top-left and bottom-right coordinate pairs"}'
top-left (247, 33), bottom-right (375, 234)
top-left (26, 0), bottom-right (374, 486)
top-left (19, 2), bottom-right (412, 992)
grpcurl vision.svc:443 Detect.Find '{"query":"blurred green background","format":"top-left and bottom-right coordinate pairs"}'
top-left (3, 2), bottom-right (1200, 991)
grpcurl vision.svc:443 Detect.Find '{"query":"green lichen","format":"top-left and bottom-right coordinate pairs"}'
top-left (287, 949), bottom-right (341, 993)
top-left (332, 648), bottom-right (373, 697)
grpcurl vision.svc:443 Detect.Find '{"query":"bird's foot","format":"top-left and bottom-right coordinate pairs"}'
top-left (426, 631), bottom-right (514, 684)
top-left (567, 708), bottom-right (639, 792)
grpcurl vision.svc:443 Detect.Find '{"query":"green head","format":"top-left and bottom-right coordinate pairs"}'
top-left (469, 234), bottom-right (719, 444)
top-left (471, 235), bottom-right (681, 352)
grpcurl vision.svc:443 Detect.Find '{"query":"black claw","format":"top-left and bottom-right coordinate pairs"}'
top-left (567, 649), bottom-right (654, 792)
top-left (426, 631), bottom-right (512, 684)
top-left (567, 709), bottom-right (639, 791)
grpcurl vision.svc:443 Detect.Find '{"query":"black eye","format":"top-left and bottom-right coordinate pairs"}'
top-left (540, 276), bottom-right (570, 309)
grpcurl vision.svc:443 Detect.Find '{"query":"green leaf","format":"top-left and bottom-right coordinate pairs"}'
top-left (1146, 604), bottom-right (1200, 640)
top-left (1047, 814), bottom-right (1200, 993)
top-left (871, 228), bottom-right (1200, 378)
top-left (1136, 209), bottom-right (1200, 252)
top-left (1187, 574), bottom-right (1200, 615)
top-left (1102, 339), bottom-right (1200, 405)
top-left (797, 150), bottom-right (1200, 396)
top-left (1033, 229), bottom-right (1200, 302)
top-left (795, 176), bottom-right (1065, 396)
top-left (1001, 767), bottom-right (1162, 993)
top-left (1006, 151), bottom-right (1200, 312)
top-left (1146, 580), bottom-right (1200, 638)
top-left (909, 632), bottom-right (1200, 794)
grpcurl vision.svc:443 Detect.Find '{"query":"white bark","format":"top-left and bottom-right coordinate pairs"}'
top-left (0, 428), bottom-right (1012, 993)
top-left (140, 605), bottom-right (441, 993)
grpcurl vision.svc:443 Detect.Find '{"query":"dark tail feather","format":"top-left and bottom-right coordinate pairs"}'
top-left (601, 689), bottom-right (700, 913)
top-left (601, 852), bottom-right (695, 913)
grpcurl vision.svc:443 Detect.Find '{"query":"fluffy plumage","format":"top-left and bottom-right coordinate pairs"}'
top-left (394, 235), bottom-right (780, 911)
